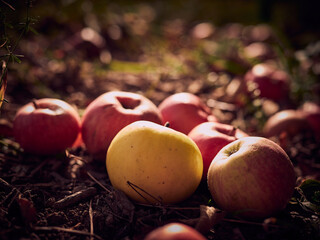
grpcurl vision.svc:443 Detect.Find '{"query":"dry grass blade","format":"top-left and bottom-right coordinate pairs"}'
top-left (127, 180), bottom-right (162, 205)
top-left (87, 171), bottom-right (111, 193)
top-left (0, 61), bottom-right (8, 108)
top-left (89, 199), bottom-right (94, 240)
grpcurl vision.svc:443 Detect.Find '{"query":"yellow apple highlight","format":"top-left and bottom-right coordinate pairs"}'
top-left (106, 120), bottom-right (203, 204)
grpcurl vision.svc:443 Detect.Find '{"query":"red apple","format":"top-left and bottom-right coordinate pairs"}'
top-left (207, 136), bottom-right (296, 219)
top-left (158, 92), bottom-right (218, 135)
top-left (243, 42), bottom-right (274, 61)
top-left (244, 63), bottom-right (290, 101)
top-left (144, 223), bottom-right (206, 240)
top-left (263, 109), bottom-right (308, 137)
top-left (188, 122), bottom-right (248, 180)
top-left (299, 101), bottom-right (320, 136)
top-left (81, 91), bottom-right (162, 159)
top-left (13, 98), bottom-right (81, 155)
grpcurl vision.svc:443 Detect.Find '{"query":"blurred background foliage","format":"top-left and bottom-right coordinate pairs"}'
top-left (5, 0), bottom-right (320, 48)
top-left (1, 0), bottom-right (320, 107)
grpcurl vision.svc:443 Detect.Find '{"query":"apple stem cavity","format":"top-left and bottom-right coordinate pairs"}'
top-left (224, 142), bottom-right (241, 156)
top-left (117, 96), bottom-right (140, 109)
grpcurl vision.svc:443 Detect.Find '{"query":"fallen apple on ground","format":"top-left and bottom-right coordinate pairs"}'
top-left (106, 120), bottom-right (203, 204)
top-left (299, 101), bottom-right (320, 136)
top-left (263, 109), bottom-right (308, 138)
top-left (188, 121), bottom-right (248, 180)
top-left (207, 136), bottom-right (296, 219)
top-left (158, 92), bottom-right (218, 135)
top-left (244, 63), bottom-right (290, 101)
top-left (144, 222), bottom-right (206, 240)
top-left (13, 98), bottom-right (81, 155)
top-left (81, 91), bottom-right (162, 159)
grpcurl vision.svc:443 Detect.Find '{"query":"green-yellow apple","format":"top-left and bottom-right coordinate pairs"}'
top-left (207, 136), bottom-right (296, 219)
top-left (144, 223), bottom-right (206, 240)
top-left (106, 120), bottom-right (203, 204)
top-left (81, 91), bottom-right (162, 159)
top-left (188, 122), bottom-right (248, 181)
top-left (13, 98), bottom-right (81, 155)
top-left (158, 92), bottom-right (218, 135)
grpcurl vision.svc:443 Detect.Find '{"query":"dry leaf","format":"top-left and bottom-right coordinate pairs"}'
top-left (195, 205), bottom-right (226, 234)
top-left (17, 196), bottom-right (37, 224)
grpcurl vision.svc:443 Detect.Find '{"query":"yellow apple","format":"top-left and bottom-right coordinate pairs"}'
top-left (106, 120), bottom-right (203, 204)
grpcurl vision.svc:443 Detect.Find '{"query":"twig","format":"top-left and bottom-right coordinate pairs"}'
top-left (0, 177), bottom-right (15, 192)
top-left (0, 178), bottom-right (21, 207)
top-left (29, 159), bottom-right (49, 178)
top-left (33, 226), bottom-right (103, 240)
top-left (89, 199), bottom-right (94, 240)
top-left (87, 171), bottom-right (111, 193)
top-left (53, 187), bottom-right (97, 209)
top-left (0, 0), bottom-right (15, 10)
top-left (127, 180), bottom-right (162, 205)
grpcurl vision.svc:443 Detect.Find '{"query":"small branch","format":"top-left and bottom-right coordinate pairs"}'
top-left (89, 199), bottom-right (94, 240)
top-left (33, 226), bottom-right (103, 240)
top-left (1, 0), bottom-right (15, 10)
top-left (0, 178), bottom-right (21, 208)
top-left (0, 177), bottom-right (15, 192)
top-left (87, 171), bottom-right (111, 193)
top-left (53, 187), bottom-right (97, 209)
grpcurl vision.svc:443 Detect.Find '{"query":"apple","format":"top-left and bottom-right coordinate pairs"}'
top-left (244, 63), bottom-right (290, 101)
top-left (106, 120), bottom-right (203, 204)
top-left (243, 42), bottom-right (274, 61)
top-left (188, 122), bottom-right (248, 180)
top-left (144, 223), bottom-right (206, 240)
top-left (299, 101), bottom-right (320, 136)
top-left (207, 136), bottom-right (296, 219)
top-left (263, 109), bottom-right (308, 137)
top-left (158, 92), bottom-right (218, 135)
top-left (13, 98), bottom-right (81, 155)
top-left (81, 91), bottom-right (162, 159)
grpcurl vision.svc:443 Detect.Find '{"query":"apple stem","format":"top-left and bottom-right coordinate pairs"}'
top-left (32, 99), bottom-right (38, 109)
top-left (164, 122), bottom-right (170, 128)
top-left (230, 126), bottom-right (237, 137)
